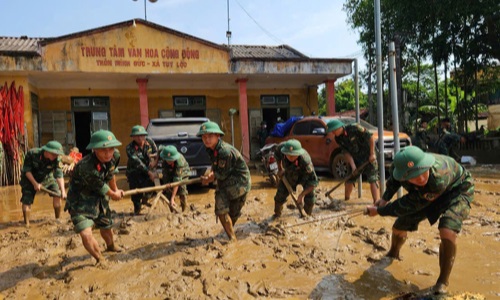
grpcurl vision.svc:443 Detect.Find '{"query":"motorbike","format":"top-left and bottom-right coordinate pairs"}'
top-left (256, 143), bottom-right (279, 187)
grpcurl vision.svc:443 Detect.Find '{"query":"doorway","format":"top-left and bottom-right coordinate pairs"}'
top-left (74, 112), bottom-right (92, 156)
top-left (262, 108), bottom-right (288, 134)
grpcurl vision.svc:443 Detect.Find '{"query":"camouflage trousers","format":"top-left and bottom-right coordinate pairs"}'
top-left (20, 175), bottom-right (60, 205)
top-left (69, 198), bottom-right (113, 233)
top-left (127, 175), bottom-right (155, 210)
top-left (394, 173), bottom-right (474, 233)
top-left (214, 191), bottom-right (247, 225)
top-left (347, 160), bottom-right (379, 184)
top-left (274, 177), bottom-right (316, 213)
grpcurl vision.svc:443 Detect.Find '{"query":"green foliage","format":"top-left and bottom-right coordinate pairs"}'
top-left (342, 0), bottom-right (499, 132)
top-left (317, 79), bottom-right (368, 114)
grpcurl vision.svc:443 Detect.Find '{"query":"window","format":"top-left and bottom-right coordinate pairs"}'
top-left (292, 121), bottom-right (310, 135)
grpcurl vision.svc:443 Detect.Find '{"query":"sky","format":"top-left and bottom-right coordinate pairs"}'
top-left (1, 0), bottom-right (364, 75)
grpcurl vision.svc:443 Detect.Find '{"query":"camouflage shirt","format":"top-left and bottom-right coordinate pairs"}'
top-left (379, 154), bottom-right (474, 217)
top-left (206, 139), bottom-right (251, 199)
top-left (162, 154), bottom-right (190, 183)
top-left (66, 150), bottom-right (120, 216)
top-left (275, 143), bottom-right (319, 188)
top-left (21, 148), bottom-right (63, 183)
top-left (335, 124), bottom-right (373, 165)
top-left (414, 127), bottom-right (429, 151)
top-left (125, 137), bottom-right (157, 176)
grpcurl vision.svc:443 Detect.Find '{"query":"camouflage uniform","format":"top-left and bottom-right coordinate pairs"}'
top-left (206, 139), bottom-right (251, 224)
top-left (65, 150), bottom-right (120, 233)
top-left (20, 148), bottom-right (63, 205)
top-left (379, 154), bottom-right (474, 233)
top-left (161, 153), bottom-right (190, 198)
top-left (334, 124), bottom-right (379, 183)
top-left (436, 131), bottom-right (462, 161)
top-left (414, 126), bottom-right (429, 151)
top-left (125, 137), bottom-right (158, 212)
top-left (274, 142), bottom-right (319, 215)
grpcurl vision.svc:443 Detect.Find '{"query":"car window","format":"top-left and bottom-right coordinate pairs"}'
top-left (148, 122), bottom-right (202, 137)
top-left (310, 121), bottom-right (325, 135)
top-left (292, 121), bottom-right (310, 135)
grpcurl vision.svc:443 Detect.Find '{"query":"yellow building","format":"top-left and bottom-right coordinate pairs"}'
top-left (0, 19), bottom-right (352, 165)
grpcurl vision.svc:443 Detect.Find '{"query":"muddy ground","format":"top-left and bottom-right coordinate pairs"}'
top-left (0, 164), bottom-right (499, 300)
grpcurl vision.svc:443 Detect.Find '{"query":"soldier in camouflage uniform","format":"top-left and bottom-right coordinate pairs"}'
top-left (273, 139), bottom-right (319, 217)
top-left (414, 119), bottom-right (429, 151)
top-left (327, 119), bottom-right (380, 203)
top-left (126, 125), bottom-right (158, 215)
top-left (436, 132), bottom-right (466, 162)
top-left (65, 130), bottom-right (124, 264)
top-left (160, 145), bottom-right (190, 212)
top-left (20, 140), bottom-right (66, 227)
top-left (366, 146), bottom-right (474, 294)
top-left (197, 121), bottom-right (251, 241)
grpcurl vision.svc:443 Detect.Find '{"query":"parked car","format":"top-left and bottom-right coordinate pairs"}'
top-left (147, 117), bottom-right (211, 178)
top-left (265, 116), bottom-right (412, 179)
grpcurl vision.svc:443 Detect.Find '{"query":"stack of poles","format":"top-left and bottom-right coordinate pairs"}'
top-left (0, 81), bottom-right (27, 186)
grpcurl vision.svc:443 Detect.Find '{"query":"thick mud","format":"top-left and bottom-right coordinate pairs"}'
top-left (0, 165), bottom-right (499, 299)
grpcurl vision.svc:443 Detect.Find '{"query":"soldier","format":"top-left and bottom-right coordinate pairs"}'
top-left (126, 125), bottom-right (158, 215)
top-left (414, 119), bottom-right (430, 151)
top-left (256, 121), bottom-right (269, 148)
top-left (366, 146), bottom-right (474, 294)
top-left (159, 145), bottom-right (190, 212)
top-left (65, 130), bottom-right (124, 264)
top-left (273, 139), bottom-right (319, 218)
top-left (20, 140), bottom-right (67, 227)
top-left (326, 119), bottom-right (380, 203)
top-left (197, 121), bottom-right (251, 241)
top-left (437, 132), bottom-right (466, 162)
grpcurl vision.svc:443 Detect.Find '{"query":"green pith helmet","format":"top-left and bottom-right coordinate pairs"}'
top-left (326, 119), bottom-right (344, 133)
top-left (86, 130), bottom-right (122, 150)
top-left (196, 121), bottom-right (225, 137)
top-left (280, 139), bottom-right (305, 156)
top-left (160, 145), bottom-right (180, 161)
top-left (393, 146), bottom-right (435, 181)
top-left (130, 125), bottom-right (148, 136)
top-left (42, 141), bottom-right (64, 155)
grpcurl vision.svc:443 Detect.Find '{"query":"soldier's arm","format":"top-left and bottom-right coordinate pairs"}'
top-left (25, 172), bottom-right (41, 191)
top-left (378, 192), bottom-right (431, 217)
top-left (126, 144), bottom-right (149, 174)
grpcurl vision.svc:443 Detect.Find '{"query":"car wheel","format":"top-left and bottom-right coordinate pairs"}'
top-left (331, 153), bottom-right (351, 179)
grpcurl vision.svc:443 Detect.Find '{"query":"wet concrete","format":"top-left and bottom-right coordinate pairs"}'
top-left (0, 166), bottom-right (498, 299)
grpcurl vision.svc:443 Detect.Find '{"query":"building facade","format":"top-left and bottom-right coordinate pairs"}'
top-left (0, 19), bottom-right (352, 164)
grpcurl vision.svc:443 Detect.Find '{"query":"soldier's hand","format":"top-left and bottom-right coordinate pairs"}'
top-left (369, 153), bottom-right (376, 163)
top-left (201, 172), bottom-right (214, 185)
top-left (148, 171), bottom-right (156, 182)
top-left (170, 200), bottom-right (177, 208)
top-left (61, 191), bottom-right (67, 200)
top-left (33, 182), bottom-right (41, 192)
top-left (366, 206), bottom-right (378, 217)
top-left (374, 199), bottom-right (388, 207)
top-left (110, 189), bottom-right (124, 201)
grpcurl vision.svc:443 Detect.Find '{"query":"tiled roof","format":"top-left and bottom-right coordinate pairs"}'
top-left (230, 45), bottom-right (309, 60)
top-left (0, 36), bottom-right (43, 55)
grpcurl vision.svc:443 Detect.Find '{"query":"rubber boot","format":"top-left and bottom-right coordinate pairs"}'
top-left (433, 239), bottom-right (456, 294)
top-left (180, 195), bottom-right (187, 212)
top-left (304, 202), bottom-right (314, 216)
top-left (54, 206), bottom-right (62, 219)
top-left (387, 233), bottom-right (407, 259)
top-left (133, 201), bottom-right (142, 215)
top-left (218, 214), bottom-right (236, 241)
top-left (23, 210), bottom-right (31, 227)
top-left (273, 202), bottom-right (284, 219)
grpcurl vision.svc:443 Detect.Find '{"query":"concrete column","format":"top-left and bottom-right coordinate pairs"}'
top-left (236, 78), bottom-right (250, 162)
top-left (136, 78), bottom-right (149, 128)
top-left (325, 79), bottom-right (336, 116)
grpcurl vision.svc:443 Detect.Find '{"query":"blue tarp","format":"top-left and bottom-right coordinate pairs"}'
top-left (270, 116), bottom-right (303, 137)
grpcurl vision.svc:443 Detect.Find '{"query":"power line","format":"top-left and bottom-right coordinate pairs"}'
top-left (232, 0), bottom-right (286, 45)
